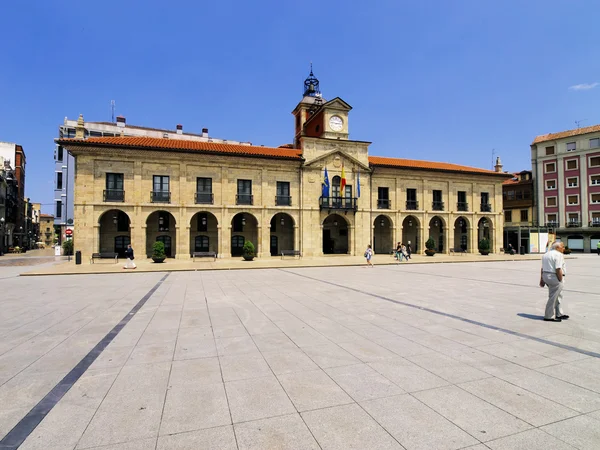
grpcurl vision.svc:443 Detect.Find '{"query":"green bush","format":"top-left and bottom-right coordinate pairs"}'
top-left (62, 239), bottom-right (74, 256)
top-left (152, 241), bottom-right (166, 259)
top-left (478, 238), bottom-right (490, 251)
top-left (242, 240), bottom-right (255, 258)
top-left (425, 237), bottom-right (436, 250)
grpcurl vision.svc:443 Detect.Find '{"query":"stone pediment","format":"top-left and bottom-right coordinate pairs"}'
top-left (303, 149), bottom-right (370, 171)
top-left (322, 97), bottom-right (352, 112)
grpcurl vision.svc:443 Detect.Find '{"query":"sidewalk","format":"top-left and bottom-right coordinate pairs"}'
top-left (20, 252), bottom-right (544, 276)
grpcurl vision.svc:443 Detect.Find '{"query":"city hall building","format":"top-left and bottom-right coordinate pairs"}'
top-left (58, 71), bottom-right (510, 260)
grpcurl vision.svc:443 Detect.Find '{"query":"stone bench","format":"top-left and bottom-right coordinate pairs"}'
top-left (192, 251), bottom-right (217, 262)
top-left (90, 253), bottom-right (118, 263)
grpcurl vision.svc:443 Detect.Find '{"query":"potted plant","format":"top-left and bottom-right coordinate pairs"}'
top-left (478, 238), bottom-right (490, 255)
top-left (563, 246), bottom-right (572, 255)
top-left (152, 241), bottom-right (166, 263)
top-left (424, 237), bottom-right (436, 256)
top-left (242, 240), bottom-right (255, 261)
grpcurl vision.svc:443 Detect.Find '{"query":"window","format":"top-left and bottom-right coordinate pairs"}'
top-left (106, 173), bottom-right (123, 190)
top-left (276, 181), bottom-right (291, 206)
top-left (547, 214), bottom-right (557, 224)
top-left (546, 197), bottom-right (557, 207)
top-left (545, 180), bottom-right (556, 190)
top-left (197, 213), bottom-right (208, 232)
top-left (196, 177), bottom-right (213, 204)
top-left (56, 172), bottom-right (63, 190)
top-left (545, 162), bottom-right (556, 173)
top-left (568, 213), bottom-right (579, 222)
top-left (590, 138), bottom-right (600, 149)
top-left (516, 191), bottom-right (523, 200)
top-left (567, 177), bottom-right (578, 188)
top-left (566, 159), bottom-right (578, 170)
top-left (406, 188), bottom-right (417, 209)
top-left (57, 146), bottom-right (64, 161)
top-left (505, 211), bottom-right (512, 222)
top-left (231, 235), bottom-right (245, 256)
top-left (480, 192), bottom-right (491, 211)
top-left (590, 156), bottom-right (600, 167)
top-left (591, 174), bottom-right (600, 186)
top-left (377, 187), bottom-right (390, 208)
top-left (432, 190), bottom-right (443, 210)
top-left (520, 210), bottom-right (528, 222)
top-left (591, 193), bottom-right (600, 204)
top-left (153, 175), bottom-right (169, 192)
top-left (194, 236), bottom-right (209, 252)
top-left (566, 142), bottom-right (576, 152)
top-left (56, 200), bottom-right (62, 218)
top-left (457, 191), bottom-right (468, 211)
top-left (506, 190), bottom-right (515, 200)
top-left (237, 179), bottom-right (252, 204)
top-left (567, 195), bottom-right (579, 205)
top-left (545, 146), bottom-right (555, 155)
top-left (158, 212), bottom-right (170, 231)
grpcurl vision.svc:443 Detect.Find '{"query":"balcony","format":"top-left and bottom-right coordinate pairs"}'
top-left (567, 221), bottom-right (582, 228)
top-left (405, 200), bottom-right (418, 210)
top-left (457, 202), bottom-right (469, 211)
top-left (195, 192), bottom-right (214, 204)
top-left (103, 189), bottom-right (124, 202)
top-left (480, 203), bottom-right (492, 212)
top-left (545, 221), bottom-right (559, 228)
top-left (590, 220), bottom-right (600, 227)
top-left (275, 195), bottom-right (292, 206)
top-left (236, 194), bottom-right (253, 205)
top-left (151, 191), bottom-right (170, 203)
top-left (377, 199), bottom-right (391, 209)
top-left (432, 201), bottom-right (444, 211)
top-left (319, 196), bottom-right (357, 211)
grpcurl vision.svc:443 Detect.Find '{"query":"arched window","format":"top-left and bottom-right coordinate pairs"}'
top-left (195, 235), bottom-right (209, 252)
top-left (231, 235), bottom-right (245, 256)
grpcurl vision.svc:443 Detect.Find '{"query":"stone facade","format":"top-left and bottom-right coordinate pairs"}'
top-left (61, 87), bottom-right (509, 260)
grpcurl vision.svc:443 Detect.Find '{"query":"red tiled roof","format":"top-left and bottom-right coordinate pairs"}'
top-left (369, 156), bottom-right (510, 177)
top-left (40, 213), bottom-right (54, 218)
top-left (503, 175), bottom-right (520, 185)
top-left (58, 137), bottom-right (303, 160)
top-left (532, 124), bottom-right (600, 144)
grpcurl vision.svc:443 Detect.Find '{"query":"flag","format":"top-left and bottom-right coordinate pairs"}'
top-left (357, 168), bottom-right (361, 198)
top-left (341, 164), bottom-right (346, 191)
top-left (322, 167), bottom-right (330, 197)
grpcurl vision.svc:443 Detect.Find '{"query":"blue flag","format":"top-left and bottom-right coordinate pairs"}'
top-left (357, 169), bottom-right (361, 198)
top-left (322, 167), bottom-right (330, 197)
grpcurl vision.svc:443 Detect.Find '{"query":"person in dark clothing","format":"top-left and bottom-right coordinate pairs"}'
top-left (123, 244), bottom-right (137, 269)
top-left (406, 242), bottom-right (412, 259)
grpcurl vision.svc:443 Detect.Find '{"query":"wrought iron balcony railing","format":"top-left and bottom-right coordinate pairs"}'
top-left (480, 203), bottom-right (492, 212)
top-left (457, 202), bottom-right (469, 211)
top-left (195, 192), bottom-right (214, 204)
top-left (236, 194), bottom-right (253, 205)
top-left (406, 200), bottom-right (418, 210)
top-left (567, 221), bottom-right (582, 228)
top-left (275, 195), bottom-right (292, 206)
top-left (377, 199), bottom-right (391, 209)
top-left (545, 221), bottom-right (559, 228)
top-left (319, 196), bottom-right (357, 211)
top-left (590, 220), bottom-right (600, 227)
top-left (432, 201), bottom-right (444, 211)
top-left (151, 191), bottom-right (171, 203)
top-left (103, 189), bottom-right (124, 202)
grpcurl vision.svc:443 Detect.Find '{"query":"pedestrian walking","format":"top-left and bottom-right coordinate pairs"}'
top-left (406, 242), bottom-right (412, 260)
top-left (395, 242), bottom-right (403, 261)
top-left (539, 241), bottom-right (568, 322)
top-left (364, 244), bottom-right (374, 267)
top-left (123, 244), bottom-right (137, 269)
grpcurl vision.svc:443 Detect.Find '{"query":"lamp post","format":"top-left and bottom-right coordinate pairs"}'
top-left (0, 217), bottom-right (4, 256)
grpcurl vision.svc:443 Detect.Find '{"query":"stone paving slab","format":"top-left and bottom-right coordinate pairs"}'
top-left (1, 255), bottom-right (600, 449)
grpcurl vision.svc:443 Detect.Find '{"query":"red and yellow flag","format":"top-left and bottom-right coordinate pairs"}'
top-left (341, 165), bottom-right (347, 191)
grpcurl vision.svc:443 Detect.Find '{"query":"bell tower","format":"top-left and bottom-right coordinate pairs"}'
top-left (292, 65), bottom-right (324, 148)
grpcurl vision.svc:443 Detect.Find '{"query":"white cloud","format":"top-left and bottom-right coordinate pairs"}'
top-left (569, 82), bottom-right (599, 91)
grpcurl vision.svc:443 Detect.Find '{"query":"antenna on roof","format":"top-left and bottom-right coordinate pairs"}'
top-left (111, 100), bottom-right (115, 123)
top-left (575, 119), bottom-right (586, 129)
top-left (491, 148), bottom-right (496, 170)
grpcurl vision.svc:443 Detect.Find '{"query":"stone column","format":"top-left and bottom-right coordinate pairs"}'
top-left (294, 225), bottom-right (300, 252)
top-left (348, 225), bottom-right (354, 255)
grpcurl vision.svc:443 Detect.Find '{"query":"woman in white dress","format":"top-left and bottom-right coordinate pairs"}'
top-left (123, 244), bottom-right (137, 269)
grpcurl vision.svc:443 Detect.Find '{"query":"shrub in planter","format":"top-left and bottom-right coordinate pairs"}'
top-left (425, 237), bottom-right (436, 256)
top-left (478, 238), bottom-right (490, 255)
top-left (242, 241), bottom-right (255, 261)
top-left (62, 240), bottom-right (74, 256)
top-left (152, 241), bottom-right (166, 263)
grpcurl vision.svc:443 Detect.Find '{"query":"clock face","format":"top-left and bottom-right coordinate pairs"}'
top-left (329, 115), bottom-right (343, 132)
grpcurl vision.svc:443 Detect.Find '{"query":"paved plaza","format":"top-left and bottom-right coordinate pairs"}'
top-left (1, 256), bottom-right (600, 449)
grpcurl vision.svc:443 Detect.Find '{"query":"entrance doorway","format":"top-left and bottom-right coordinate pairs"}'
top-left (322, 214), bottom-right (348, 254)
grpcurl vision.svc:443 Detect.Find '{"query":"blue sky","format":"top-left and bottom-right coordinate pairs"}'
top-left (1, 0), bottom-right (599, 213)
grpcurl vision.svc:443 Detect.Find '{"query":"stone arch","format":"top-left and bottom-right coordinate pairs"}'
top-left (231, 212), bottom-right (258, 257)
top-left (98, 209), bottom-right (131, 257)
top-left (270, 212), bottom-right (295, 256)
top-left (402, 215), bottom-right (420, 253)
top-left (428, 215), bottom-right (446, 252)
top-left (146, 210), bottom-right (177, 257)
top-left (322, 213), bottom-right (349, 254)
top-left (190, 211), bottom-right (218, 256)
top-left (477, 216), bottom-right (494, 252)
top-left (453, 216), bottom-right (470, 252)
top-left (373, 214), bottom-right (393, 254)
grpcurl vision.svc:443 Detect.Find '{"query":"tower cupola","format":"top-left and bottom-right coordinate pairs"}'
top-left (303, 64), bottom-right (321, 97)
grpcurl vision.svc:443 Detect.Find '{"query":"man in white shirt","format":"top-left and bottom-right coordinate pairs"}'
top-left (539, 241), bottom-right (569, 322)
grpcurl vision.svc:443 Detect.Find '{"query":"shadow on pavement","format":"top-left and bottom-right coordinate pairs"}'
top-left (517, 313), bottom-right (545, 321)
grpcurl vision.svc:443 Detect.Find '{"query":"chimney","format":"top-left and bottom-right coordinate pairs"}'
top-left (176, 124), bottom-right (183, 135)
top-left (202, 128), bottom-right (208, 138)
top-left (494, 156), bottom-right (503, 173)
top-left (75, 114), bottom-right (85, 139)
top-left (163, 133), bottom-right (169, 139)
top-left (116, 115), bottom-right (126, 127)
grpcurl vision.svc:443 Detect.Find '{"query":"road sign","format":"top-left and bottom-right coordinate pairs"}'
top-left (65, 229), bottom-right (73, 236)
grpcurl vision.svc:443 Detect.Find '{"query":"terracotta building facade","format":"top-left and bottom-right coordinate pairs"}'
top-left (59, 74), bottom-right (509, 260)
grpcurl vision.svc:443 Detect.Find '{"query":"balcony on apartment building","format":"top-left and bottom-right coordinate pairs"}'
top-left (405, 200), bottom-right (418, 210)
top-left (432, 201), bottom-right (444, 211)
top-left (151, 191), bottom-right (171, 203)
top-left (377, 199), bottom-right (391, 209)
top-left (457, 202), bottom-right (469, 212)
top-left (480, 203), bottom-right (492, 212)
top-left (103, 189), bottom-right (125, 202)
top-left (275, 195), bottom-right (292, 206)
top-left (590, 219), bottom-right (600, 227)
top-left (195, 193), bottom-right (214, 204)
top-left (319, 196), bottom-right (358, 211)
